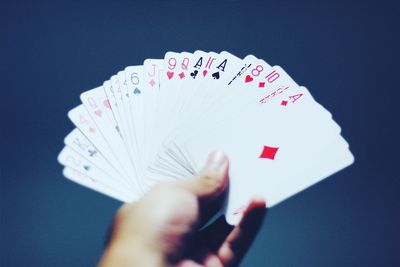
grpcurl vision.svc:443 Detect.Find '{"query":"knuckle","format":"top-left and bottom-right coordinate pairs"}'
top-left (200, 171), bottom-right (225, 192)
top-left (115, 203), bottom-right (135, 222)
top-left (115, 205), bottom-right (128, 220)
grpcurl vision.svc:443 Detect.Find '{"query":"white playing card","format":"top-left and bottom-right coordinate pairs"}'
top-left (58, 146), bottom-right (137, 201)
top-left (110, 74), bottom-right (134, 155)
top-left (67, 104), bottom-right (139, 193)
top-left (148, 52), bottom-right (193, 168)
top-left (64, 128), bottom-right (130, 189)
top-left (150, 54), bottom-right (262, 177)
top-left (63, 167), bottom-right (131, 202)
top-left (142, 59), bottom-right (164, 163)
top-left (148, 51), bottom-right (225, 177)
top-left (80, 87), bottom-right (140, 190)
top-left (180, 84), bottom-right (351, 224)
top-left (58, 50), bottom-right (354, 227)
top-left (103, 80), bottom-right (125, 140)
top-left (124, 66), bottom-right (146, 172)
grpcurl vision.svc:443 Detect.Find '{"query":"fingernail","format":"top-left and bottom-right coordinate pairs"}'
top-left (205, 151), bottom-right (228, 175)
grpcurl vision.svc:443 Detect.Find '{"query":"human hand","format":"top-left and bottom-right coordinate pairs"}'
top-left (99, 151), bottom-right (267, 267)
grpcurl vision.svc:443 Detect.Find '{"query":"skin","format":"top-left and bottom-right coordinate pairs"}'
top-left (99, 151), bottom-right (267, 267)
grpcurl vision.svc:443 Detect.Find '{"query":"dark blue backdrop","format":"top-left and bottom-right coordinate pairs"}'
top-left (1, 0), bottom-right (399, 266)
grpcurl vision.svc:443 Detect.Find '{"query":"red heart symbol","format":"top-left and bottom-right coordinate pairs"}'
top-left (245, 75), bottom-right (253, 83)
top-left (203, 70), bottom-right (208, 77)
top-left (103, 100), bottom-right (111, 109)
top-left (167, 71), bottom-right (174, 80)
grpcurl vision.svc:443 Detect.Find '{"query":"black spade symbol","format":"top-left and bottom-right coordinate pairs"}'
top-left (212, 72), bottom-right (220, 80)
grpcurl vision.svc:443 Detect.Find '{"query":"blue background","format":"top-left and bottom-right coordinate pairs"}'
top-left (1, 0), bottom-right (399, 266)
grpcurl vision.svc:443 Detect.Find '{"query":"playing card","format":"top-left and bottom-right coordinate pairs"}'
top-left (124, 66), bottom-right (146, 171)
top-left (58, 146), bottom-right (137, 201)
top-left (79, 87), bottom-right (140, 189)
top-left (142, 59), bottom-right (164, 162)
top-left (64, 128), bottom-right (129, 188)
top-left (67, 104), bottom-right (139, 193)
top-left (58, 50), bottom-right (354, 226)
top-left (180, 85), bottom-right (351, 224)
top-left (63, 167), bottom-right (131, 202)
top-left (148, 51), bottom-right (249, 176)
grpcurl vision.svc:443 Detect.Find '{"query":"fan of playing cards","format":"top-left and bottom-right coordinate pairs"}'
top-left (57, 50), bottom-right (354, 225)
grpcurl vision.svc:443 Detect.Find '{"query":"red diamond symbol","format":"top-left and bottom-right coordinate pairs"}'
top-left (178, 72), bottom-right (185, 79)
top-left (258, 82), bottom-right (265, 88)
top-left (149, 79), bottom-right (156, 87)
top-left (281, 100), bottom-right (288, 106)
top-left (259, 146), bottom-right (279, 160)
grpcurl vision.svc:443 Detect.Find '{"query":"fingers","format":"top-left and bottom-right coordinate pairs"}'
top-left (218, 198), bottom-right (267, 266)
top-left (201, 216), bottom-right (233, 251)
top-left (176, 151), bottom-right (229, 225)
top-left (176, 254), bottom-right (224, 267)
top-left (175, 200), bottom-right (266, 267)
top-left (204, 255), bottom-right (224, 267)
top-left (109, 151), bottom-right (229, 254)
top-left (111, 185), bottom-right (199, 251)
top-left (176, 259), bottom-right (204, 267)
top-left (178, 151), bottom-right (229, 200)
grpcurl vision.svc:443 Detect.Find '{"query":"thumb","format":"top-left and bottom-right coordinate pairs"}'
top-left (178, 151), bottom-right (229, 201)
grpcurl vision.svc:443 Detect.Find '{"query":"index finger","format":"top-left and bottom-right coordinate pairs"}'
top-left (217, 198), bottom-right (267, 266)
